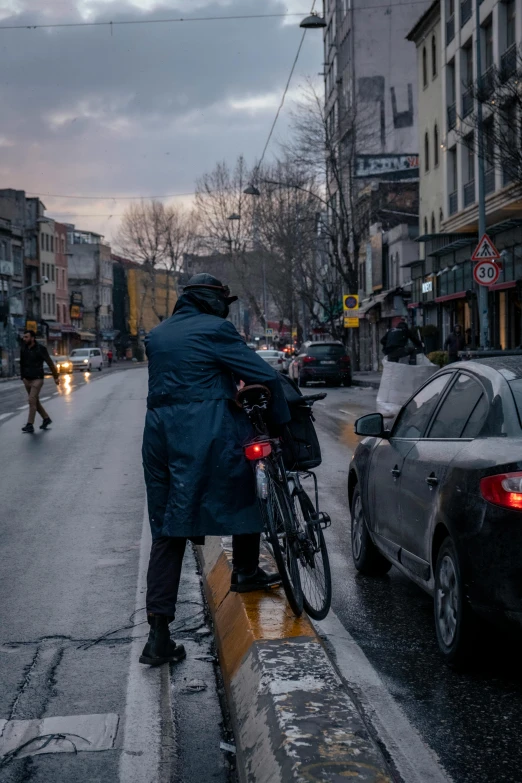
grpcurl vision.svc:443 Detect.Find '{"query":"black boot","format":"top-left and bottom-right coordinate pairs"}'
top-left (230, 567), bottom-right (282, 594)
top-left (40, 417), bottom-right (52, 430)
top-left (139, 614), bottom-right (186, 666)
top-left (21, 423), bottom-right (34, 434)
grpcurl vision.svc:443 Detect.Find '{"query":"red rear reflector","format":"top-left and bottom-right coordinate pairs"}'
top-left (302, 356), bottom-right (315, 363)
top-left (244, 441), bottom-right (272, 460)
top-left (340, 356), bottom-right (351, 364)
top-left (480, 472), bottom-right (522, 510)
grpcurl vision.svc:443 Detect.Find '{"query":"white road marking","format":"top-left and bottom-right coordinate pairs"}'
top-left (40, 396), bottom-right (51, 402)
top-left (119, 504), bottom-right (174, 783)
top-left (0, 412), bottom-right (13, 420)
top-left (17, 405), bottom-right (28, 410)
top-left (314, 609), bottom-right (453, 783)
top-left (339, 409), bottom-right (357, 416)
top-left (315, 401), bottom-right (325, 406)
top-left (0, 713), bottom-right (119, 759)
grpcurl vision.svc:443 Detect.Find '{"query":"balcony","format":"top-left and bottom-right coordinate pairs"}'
top-left (502, 160), bottom-right (514, 186)
top-left (485, 168), bottom-right (496, 195)
top-left (446, 14), bottom-right (455, 44)
top-left (447, 102), bottom-right (457, 130)
top-left (501, 43), bottom-right (517, 83)
top-left (480, 66), bottom-right (496, 100)
top-left (463, 179), bottom-right (476, 207)
top-left (449, 191), bottom-right (458, 215)
top-left (462, 88), bottom-right (474, 118)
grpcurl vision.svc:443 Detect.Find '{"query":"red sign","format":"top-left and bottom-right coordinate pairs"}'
top-left (473, 259), bottom-right (500, 286)
top-left (471, 233), bottom-right (500, 262)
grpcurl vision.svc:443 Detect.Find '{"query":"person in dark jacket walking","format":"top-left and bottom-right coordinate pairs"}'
top-left (381, 319), bottom-right (423, 363)
top-left (20, 330), bottom-right (60, 433)
top-left (444, 324), bottom-right (465, 363)
top-left (140, 273), bottom-right (291, 666)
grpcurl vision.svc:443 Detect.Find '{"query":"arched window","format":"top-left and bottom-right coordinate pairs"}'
top-left (422, 47), bottom-right (428, 87)
top-left (432, 35), bottom-right (437, 78)
top-left (431, 213), bottom-right (436, 233)
top-left (434, 124), bottom-right (439, 166)
top-left (424, 217), bottom-right (429, 235)
top-left (424, 132), bottom-right (430, 172)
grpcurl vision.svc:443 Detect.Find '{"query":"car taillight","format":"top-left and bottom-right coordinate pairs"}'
top-left (302, 356), bottom-right (315, 363)
top-left (244, 441), bottom-right (272, 460)
top-left (480, 472), bottom-right (522, 510)
top-left (278, 358), bottom-right (283, 364)
top-left (340, 355), bottom-right (351, 365)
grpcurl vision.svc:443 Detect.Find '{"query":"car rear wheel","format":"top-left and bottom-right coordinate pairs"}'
top-left (434, 537), bottom-right (476, 666)
top-left (350, 486), bottom-right (391, 576)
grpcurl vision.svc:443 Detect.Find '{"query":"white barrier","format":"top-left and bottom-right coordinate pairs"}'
top-left (376, 355), bottom-right (438, 419)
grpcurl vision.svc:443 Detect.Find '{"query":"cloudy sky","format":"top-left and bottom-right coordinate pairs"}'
top-left (0, 0), bottom-right (322, 240)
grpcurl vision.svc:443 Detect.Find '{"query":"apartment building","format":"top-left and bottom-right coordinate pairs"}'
top-left (39, 217), bottom-right (59, 351)
top-left (55, 222), bottom-right (74, 354)
top-left (409, 0), bottom-right (522, 349)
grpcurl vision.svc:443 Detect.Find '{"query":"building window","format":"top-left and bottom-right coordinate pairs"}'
top-left (424, 217), bottom-right (429, 235)
top-left (439, 208), bottom-right (444, 226)
top-left (506, 0), bottom-right (516, 49)
top-left (431, 35), bottom-right (437, 78)
top-left (50, 235), bottom-right (54, 253)
top-left (483, 16), bottom-right (494, 72)
top-left (52, 294), bottom-right (55, 316)
top-left (51, 264), bottom-right (55, 282)
top-left (422, 46), bottom-right (428, 87)
top-left (431, 213), bottom-right (436, 233)
top-left (41, 234), bottom-right (45, 251)
top-left (424, 132), bottom-right (430, 172)
top-left (13, 245), bottom-right (22, 275)
top-left (434, 124), bottom-right (439, 166)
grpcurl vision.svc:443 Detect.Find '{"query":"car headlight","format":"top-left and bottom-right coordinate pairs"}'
top-left (83, 359), bottom-right (88, 364)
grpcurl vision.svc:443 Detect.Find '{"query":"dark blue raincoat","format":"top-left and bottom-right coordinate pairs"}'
top-left (142, 299), bottom-right (291, 540)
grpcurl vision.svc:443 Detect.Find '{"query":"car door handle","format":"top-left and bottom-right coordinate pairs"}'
top-left (391, 466), bottom-right (401, 478)
top-left (426, 475), bottom-right (439, 488)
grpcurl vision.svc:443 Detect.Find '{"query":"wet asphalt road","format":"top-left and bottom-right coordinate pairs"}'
top-left (313, 386), bottom-right (522, 783)
top-left (0, 368), bottom-right (232, 783)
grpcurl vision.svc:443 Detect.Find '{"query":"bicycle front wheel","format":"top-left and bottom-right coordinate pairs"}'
top-left (292, 490), bottom-right (332, 620)
top-left (261, 472), bottom-right (303, 617)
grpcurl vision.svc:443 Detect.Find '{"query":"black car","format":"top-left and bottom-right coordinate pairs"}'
top-left (290, 341), bottom-right (352, 387)
top-left (349, 357), bottom-right (522, 665)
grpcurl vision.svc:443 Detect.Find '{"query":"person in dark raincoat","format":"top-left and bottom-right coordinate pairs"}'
top-left (140, 273), bottom-right (291, 666)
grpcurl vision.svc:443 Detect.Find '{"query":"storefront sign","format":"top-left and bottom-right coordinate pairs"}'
top-left (70, 305), bottom-right (82, 319)
top-left (344, 317), bottom-right (359, 328)
top-left (71, 291), bottom-right (83, 305)
top-left (422, 281), bottom-right (433, 294)
top-left (355, 154), bottom-right (419, 179)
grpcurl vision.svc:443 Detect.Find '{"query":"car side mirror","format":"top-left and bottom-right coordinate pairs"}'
top-left (355, 413), bottom-right (388, 438)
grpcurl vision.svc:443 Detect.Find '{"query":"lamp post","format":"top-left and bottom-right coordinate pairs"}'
top-left (475, 0), bottom-right (489, 348)
top-left (240, 191), bottom-right (269, 345)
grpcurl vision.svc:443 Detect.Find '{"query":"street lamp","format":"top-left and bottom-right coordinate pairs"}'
top-left (243, 185), bottom-right (261, 197)
top-left (228, 213), bottom-right (240, 221)
top-left (300, 11), bottom-right (327, 29)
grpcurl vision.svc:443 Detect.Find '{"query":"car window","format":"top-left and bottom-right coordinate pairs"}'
top-left (508, 379), bottom-right (522, 426)
top-left (461, 394), bottom-right (489, 438)
top-left (393, 374), bottom-right (452, 439)
top-left (308, 344), bottom-right (345, 357)
top-left (71, 349), bottom-right (88, 357)
top-left (428, 374), bottom-right (485, 439)
top-left (93, 349), bottom-right (101, 356)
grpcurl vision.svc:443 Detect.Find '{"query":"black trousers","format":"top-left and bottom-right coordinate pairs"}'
top-left (146, 533), bottom-right (261, 617)
top-left (386, 346), bottom-right (416, 364)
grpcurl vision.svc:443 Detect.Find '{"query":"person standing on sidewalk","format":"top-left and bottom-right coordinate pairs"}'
top-left (141, 273), bottom-right (291, 667)
top-left (445, 324), bottom-right (466, 364)
top-left (381, 319), bottom-right (423, 364)
top-left (107, 349), bottom-right (113, 367)
top-left (20, 330), bottom-right (60, 434)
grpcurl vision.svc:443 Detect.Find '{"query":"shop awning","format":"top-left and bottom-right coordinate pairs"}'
top-left (77, 331), bottom-right (96, 341)
top-left (355, 291), bottom-right (388, 317)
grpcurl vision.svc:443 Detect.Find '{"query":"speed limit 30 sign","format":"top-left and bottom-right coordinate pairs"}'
top-left (473, 259), bottom-right (500, 286)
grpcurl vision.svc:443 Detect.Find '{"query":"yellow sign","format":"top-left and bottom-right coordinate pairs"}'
top-left (25, 320), bottom-right (37, 332)
top-left (291, 329), bottom-right (298, 339)
top-left (344, 317), bottom-right (359, 328)
top-left (343, 294), bottom-right (359, 312)
top-left (70, 305), bottom-right (81, 319)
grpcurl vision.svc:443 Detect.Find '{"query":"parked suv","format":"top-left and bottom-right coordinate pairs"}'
top-left (289, 341), bottom-right (351, 387)
top-left (69, 347), bottom-right (104, 372)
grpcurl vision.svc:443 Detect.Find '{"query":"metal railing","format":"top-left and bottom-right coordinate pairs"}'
top-left (446, 14), bottom-right (455, 44)
top-left (460, 0), bottom-right (472, 26)
top-left (462, 88), bottom-right (474, 118)
top-left (449, 191), bottom-right (458, 215)
top-left (485, 168), bottom-right (496, 195)
top-left (480, 66), bottom-right (496, 99)
top-left (463, 179), bottom-right (476, 207)
top-left (447, 102), bottom-right (457, 130)
top-left (501, 43), bottom-right (517, 82)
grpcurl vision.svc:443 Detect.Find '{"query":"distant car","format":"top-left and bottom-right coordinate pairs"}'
top-left (289, 341), bottom-right (351, 387)
top-left (350, 358), bottom-right (522, 665)
top-left (256, 349), bottom-right (285, 372)
top-left (69, 347), bottom-right (104, 372)
top-left (54, 355), bottom-right (73, 374)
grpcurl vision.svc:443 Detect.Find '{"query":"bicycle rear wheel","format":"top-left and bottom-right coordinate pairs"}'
top-left (261, 471), bottom-right (303, 617)
top-left (292, 490), bottom-right (332, 620)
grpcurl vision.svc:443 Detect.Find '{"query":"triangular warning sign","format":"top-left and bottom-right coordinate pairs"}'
top-left (471, 233), bottom-right (500, 261)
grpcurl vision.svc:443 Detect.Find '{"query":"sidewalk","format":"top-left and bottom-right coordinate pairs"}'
top-left (352, 371), bottom-right (381, 389)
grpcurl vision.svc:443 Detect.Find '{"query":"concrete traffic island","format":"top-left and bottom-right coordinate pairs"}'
top-left (197, 537), bottom-right (392, 783)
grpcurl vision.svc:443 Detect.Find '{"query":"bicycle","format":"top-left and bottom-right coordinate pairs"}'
top-left (237, 384), bottom-right (332, 620)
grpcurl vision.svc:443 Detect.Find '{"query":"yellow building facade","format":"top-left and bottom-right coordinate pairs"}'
top-left (127, 265), bottom-right (178, 337)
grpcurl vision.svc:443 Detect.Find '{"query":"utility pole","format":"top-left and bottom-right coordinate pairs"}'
top-left (475, 0), bottom-right (489, 348)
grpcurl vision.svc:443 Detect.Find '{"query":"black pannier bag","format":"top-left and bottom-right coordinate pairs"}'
top-left (279, 374), bottom-right (322, 470)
